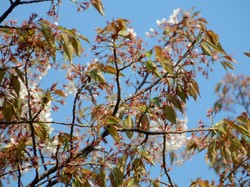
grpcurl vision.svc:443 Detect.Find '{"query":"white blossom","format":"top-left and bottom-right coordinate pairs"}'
top-left (156, 18), bottom-right (167, 27)
top-left (127, 28), bottom-right (137, 37)
top-left (168, 8), bottom-right (181, 24)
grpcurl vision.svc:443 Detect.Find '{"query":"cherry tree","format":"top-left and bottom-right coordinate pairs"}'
top-left (0, 0), bottom-right (249, 186)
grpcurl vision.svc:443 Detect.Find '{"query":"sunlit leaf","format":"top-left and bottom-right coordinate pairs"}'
top-left (225, 120), bottom-right (250, 138)
top-left (60, 33), bottom-right (74, 62)
top-left (206, 30), bottom-right (219, 45)
top-left (221, 61), bottom-right (235, 70)
top-left (140, 150), bottom-right (155, 166)
top-left (107, 116), bottom-right (121, 125)
top-left (107, 125), bottom-right (120, 142)
top-left (54, 89), bottom-right (66, 97)
top-left (123, 115), bottom-right (133, 139)
top-left (201, 43), bottom-right (212, 56)
top-left (102, 65), bottom-right (124, 76)
top-left (91, 0), bottom-right (105, 16)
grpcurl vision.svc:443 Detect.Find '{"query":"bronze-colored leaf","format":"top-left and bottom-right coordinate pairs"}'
top-left (91, 0), bottom-right (105, 16)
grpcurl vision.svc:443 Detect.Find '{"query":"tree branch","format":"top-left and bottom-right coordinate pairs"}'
top-left (0, 0), bottom-right (20, 24)
top-left (118, 127), bottom-right (218, 135)
top-left (162, 134), bottom-right (174, 187)
top-left (0, 0), bottom-right (52, 24)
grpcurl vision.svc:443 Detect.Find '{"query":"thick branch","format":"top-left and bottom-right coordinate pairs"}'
top-left (0, 0), bottom-right (20, 24)
top-left (0, 0), bottom-right (52, 24)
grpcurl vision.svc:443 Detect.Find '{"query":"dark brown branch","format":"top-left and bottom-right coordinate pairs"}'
top-left (0, 0), bottom-right (52, 24)
top-left (118, 127), bottom-right (218, 135)
top-left (162, 134), bottom-right (174, 187)
top-left (24, 51), bottom-right (39, 180)
top-left (0, 120), bottom-right (91, 128)
top-left (0, 0), bottom-right (20, 24)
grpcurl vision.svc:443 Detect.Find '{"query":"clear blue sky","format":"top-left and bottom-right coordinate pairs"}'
top-left (1, 0), bottom-right (250, 186)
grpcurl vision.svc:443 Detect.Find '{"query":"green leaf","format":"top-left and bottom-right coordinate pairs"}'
top-left (123, 115), bottom-right (134, 139)
top-left (91, 0), bottom-right (105, 16)
top-left (145, 61), bottom-right (161, 78)
top-left (76, 33), bottom-right (90, 44)
top-left (140, 150), bottom-right (155, 166)
top-left (145, 50), bottom-right (153, 59)
top-left (60, 33), bottom-right (74, 62)
top-left (221, 61), bottom-right (235, 70)
top-left (140, 113), bottom-right (150, 131)
top-left (107, 116), bottom-right (121, 125)
top-left (89, 69), bottom-right (106, 83)
top-left (163, 106), bottom-right (176, 124)
top-left (10, 74), bottom-right (20, 96)
top-left (3, 100), bottom-right (14, 122)
top-left (107, 125), bottom-right (120, 142)
top-left (201, 43), bottom-right (212, 56)
top-left (33, 123), bottom-right (49, 141)
top-left (110, 168), bottom-right (123, 186)
top-left (14, 67), bottom-right (25, 83)
top-left (150, 97), bottom-right (160, 107)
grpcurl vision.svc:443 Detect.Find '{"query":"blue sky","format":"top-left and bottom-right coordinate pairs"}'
top-left (1, 0), bottom-right (250, 186)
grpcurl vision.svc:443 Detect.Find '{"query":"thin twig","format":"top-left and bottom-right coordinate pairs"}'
top-left (118, 127), bottom-right (218, 135)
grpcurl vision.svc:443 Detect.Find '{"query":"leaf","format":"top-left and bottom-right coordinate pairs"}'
top-left (123, 115), bottom-right (133, 139)
top-left (68, 35), bottom-right (82, 56)
top-left (221, 61), bottom-right (235, 70)
top-left (225, 120), bottom-right (250, 138)
top-left (206, 30), bottom-right (219, 45)
top-left (54, 89), bottom-right (66, 97)
top-left (91, 0), bottom-right (105, 16)
top-left (145, 61), bottom-right (161, 78)
top-left (140, 113), bottom-right (150, 131)
top-left (191, 80), bottom-right (200, 97)
top-left (244, 52), bottom-right (250, 57)
top-left (76, 33), bottom-right (90, 44)
top-left (10, 74), bottom-right (20, 96)
top-left (14, 67), bottom-right (25, 83)
top-left (60, 33), bottom-right (74, 62)
top-left (110, 168), bottom-right (123, 186)
top-left (33, 123), bottom-right (49, 141)
top-left (0, 69), bottom-right (6, 84)
top-left (163, 105), bottom-right (176, 124)
top-left (207, 142), bottom-right (217, 166)
top-left (140, 150), bottom-right (155, 166)
top-left (165, 94), bottom-right (183, 113)
top-left (107, 116), bottom-right (121, 125)
top-left (89, 69), bottom-right (106, 83)
top-left (145, 50), bottom-right (153, 59)
top-left (102, 65), bottom-right (124, 76)
top-left (107, 125), bottom-right (120, 142)
top-left (150, 97), bottom-right (160, 107)
top-left (201, 43), bottom-right (212, 56)
top-left (3, 100), bottom-right (14, 122)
